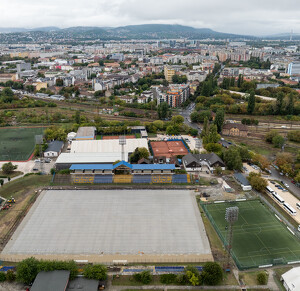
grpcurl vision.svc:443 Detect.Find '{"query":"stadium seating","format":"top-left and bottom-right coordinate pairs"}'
top-left (155, 266), bottom-right (184, 272)
top-left (132, 175), bottom-right (152, 184)
top-left (94, 175), bottom-right (113, 184)
top-left (172, 174), bottom-right (188, 183)
top-left (151, 175), bottom-right (172, 183)
top-left (113, 175), bottom-right (133, 183)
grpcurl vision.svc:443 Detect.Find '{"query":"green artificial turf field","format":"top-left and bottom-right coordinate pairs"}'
top-left (0, 127), bottom-right (45, 161)
top-left (201, 200), bottom-right (300, 269)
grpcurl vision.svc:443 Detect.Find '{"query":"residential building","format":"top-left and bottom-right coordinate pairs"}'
top-left (164, 65), bottom-right (175, 82)
top-left (222, 123), bottom-right (248, 137)
top-left (182, 153), bottom-right (225, 172)
top-left (165, 84), bottom-right (190, 108)
top-left (287, 62), bottom-right (300, 76)
top-left (44, 141), bottom-right (64, 158)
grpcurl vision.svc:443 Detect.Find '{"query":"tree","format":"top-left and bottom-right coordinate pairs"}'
top-left (201, 117), bottom-right (210, 139)
top-left (247, 90), bottom-right (255, 114)
top-left (265, 130), bottom-right (279, 143)
top-left (272, 135), bottom-right (285, 148)
top-left (204, 124), bottom-right (220, 145)
top-left (201, 262), bottom-right (223, 286)
top-left (6, 270), bottom-right (16, 282)
top-left (172, 115), bottom-right (184, 125)
top-left (257, 272), bottom-right (268, 285)
top-left (2, 162), bottom-right (17, 175)
top-left (166, 125), bottom-right (180, 135)
top-left (252, 154), bottom-right (270, 170)
top-left (238, 147), bottom-right (252, 162)
top-left (129, 147), bottom-right (150, 163)
top-left (237, 74), bottom-right (244, 88)
top-left (157, 102), bottom-right (169, 120)
top-left (75, 110), bottom-right (81, 124)
top-left (275, 92), bottom-right (284, 115)
top-left (44, 126), bottom-right (67, 141)
top-left (204, 143), bottom-right (222, 153)
top-left (16, 257), bottom-right (39, 285)
top-left (133, 271), bottom-right (152, 284)
top-left (286, 93), bottom-right (295, 115)
top-left (223, 147), bottom-right (242, 170)
top-left (0, 272), bottom-right (5, 282)
top-left (0, 179), bottom-right (3, 186)
top-left (153, 120), bottom-right (164, 130)
top-left (55, 79), bottom-right (64, 86)
top-left (214, 108), bottom-right (224, 133)
top-left (275, 152), bottom-right (293, 170)
top-left (83, 264), bottom-right (107, 280)
top-left (248, 172), bottom-right (268, 192)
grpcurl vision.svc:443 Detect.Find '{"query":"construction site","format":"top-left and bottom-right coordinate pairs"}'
top-left (1, 189), bottom-right (213, 264)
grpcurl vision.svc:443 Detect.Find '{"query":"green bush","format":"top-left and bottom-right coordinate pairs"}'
top-left (201, 262), bottom-right (223, 286)
top-left (6, 270), bottom-right (16, 282)
top-left (176, 273), bottom-right (189, 285)
top-left (37, 260), bottom-right (78, 280)
top-left (133, 271), bottom-right (152, 284)
top-left (83, 264), bottom-right (107, 281)
top-left (0, 272), bottom-right (6, 282)
top-left (16, 258), bottom-right (79, 284)
top-left (257, 272), bottom-right (268, 285)
top-left (16, 257), bottom-right (39, 284)
top-left (58, 169), bottom-right (70, 175)
top-left (160, 273), bottom-right (177, 284)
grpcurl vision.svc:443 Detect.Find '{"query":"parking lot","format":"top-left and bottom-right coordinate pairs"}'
top-left (268, 181), bottom-right (300, 224)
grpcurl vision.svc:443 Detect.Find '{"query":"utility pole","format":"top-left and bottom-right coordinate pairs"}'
top-left (225, 206), bottom-right (239, 271)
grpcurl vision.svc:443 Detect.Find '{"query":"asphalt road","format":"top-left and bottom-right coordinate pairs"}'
top-left (270, 167), bottom-right (300, 199)
top-left (181, 103), bottom-right (201, 131)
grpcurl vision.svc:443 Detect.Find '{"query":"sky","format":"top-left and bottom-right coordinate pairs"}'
top-left (1, 0), bottom-right (300, 35)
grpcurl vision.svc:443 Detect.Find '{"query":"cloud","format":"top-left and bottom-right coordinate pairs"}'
top-left (1, 0), bottom-right (300, 35)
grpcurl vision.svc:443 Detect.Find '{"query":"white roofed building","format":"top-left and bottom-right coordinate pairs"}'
top-left (281, 267), bottom-right (300, 291)
top-left (70, 138), bottom-right (149, 154)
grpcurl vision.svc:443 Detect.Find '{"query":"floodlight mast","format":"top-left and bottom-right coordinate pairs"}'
top-left (119, 135), bottom-right (126, 161)
top-left (225, 206), bottom-right (239, 271)
top-left (35, 135), bottom-right (44, 174)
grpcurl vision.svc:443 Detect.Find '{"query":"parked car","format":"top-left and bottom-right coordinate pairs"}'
top-left (34, 159), bottom-right (41, 163)
top-left (44, 158), bottom-right (51, 163)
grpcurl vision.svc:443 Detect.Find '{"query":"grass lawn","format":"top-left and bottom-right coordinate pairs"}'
top-left (112, 275), bottom-right (161, 286)
top-left (240, 271), bottom-right (269, 286)
top-left (202, 200), bottom-right (300, 269)
top-left (0, 171), bottom-right (23, 178)
top-left (0, 127), bottom-right (45, 161)
top-left (198, 199), bottom-right (227, 263)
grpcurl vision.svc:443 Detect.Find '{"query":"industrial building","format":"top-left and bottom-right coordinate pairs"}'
top-left (55, 152), bottom-right (125, 170)
top-left (75, 126), bottom-right (96, 140)
top-left (70, 138), bottom-right (149, 154)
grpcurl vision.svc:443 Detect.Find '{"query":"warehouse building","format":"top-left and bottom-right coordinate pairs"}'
top-left (55, 152), bottom-right (125, 170)
top-left (75, 126), bottom-right (96, 140)
top-left (70, 138), bottom-right (149, 154)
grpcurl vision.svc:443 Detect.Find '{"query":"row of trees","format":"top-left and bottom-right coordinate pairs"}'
top-left (16, 257), bottom-right (107, 285)
top-left (132, 263), bottom-right (223, 286)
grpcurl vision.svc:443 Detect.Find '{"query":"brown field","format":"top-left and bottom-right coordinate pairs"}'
top-left (150, 140), bottom-right (189, 158)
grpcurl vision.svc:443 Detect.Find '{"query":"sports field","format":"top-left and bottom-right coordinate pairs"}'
top-left (1, 190), bottom-right (213, 263)
top-left (150, 140), bottom-right (189, 158)
top-left (0, 127), bottom-right (45, 161)
top-left (202, 200), bottom-right (300, 269)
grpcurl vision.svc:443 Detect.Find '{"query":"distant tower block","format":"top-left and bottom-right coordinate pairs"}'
top-left (119, 135), bottom-right (126, 161)
top-left (225, 206), bottom-right (239, 270)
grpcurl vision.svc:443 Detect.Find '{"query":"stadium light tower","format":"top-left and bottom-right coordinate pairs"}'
top-left (119, 135), bottom-right (126, 161)
top-left (225, 206), bottom-right (239, 271)
top-left (35, 135), bottom-right (44, 174)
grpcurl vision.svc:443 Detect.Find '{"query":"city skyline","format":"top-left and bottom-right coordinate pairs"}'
top-left (1, 0), bottom-right (300, 36)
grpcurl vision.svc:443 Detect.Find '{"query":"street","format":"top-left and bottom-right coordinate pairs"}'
top-left (270, 167), bottom-right (300, 199)
top-left (181, 103), bottom-right (201, 131)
